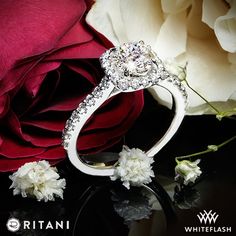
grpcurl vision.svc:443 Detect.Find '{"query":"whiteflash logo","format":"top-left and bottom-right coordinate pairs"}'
top-left (184, 210), bottom-right (232, 233)
top-left (197, 210), bottom-right (219, 224)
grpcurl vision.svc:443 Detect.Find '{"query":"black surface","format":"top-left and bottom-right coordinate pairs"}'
top-left (0, 92), bottom-right (236, 236)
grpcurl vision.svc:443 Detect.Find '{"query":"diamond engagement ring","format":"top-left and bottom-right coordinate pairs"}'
top-left (62, 41), bottom-right (187, 176)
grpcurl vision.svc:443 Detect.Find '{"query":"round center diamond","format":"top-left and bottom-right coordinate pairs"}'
top-left (126, 60), bottom-right (136, 74)
top-left (100, 41), bottom-right (159, 90)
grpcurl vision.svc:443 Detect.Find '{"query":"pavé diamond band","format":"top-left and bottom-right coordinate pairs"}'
top-left (62, 41), bottom-right (187, 176)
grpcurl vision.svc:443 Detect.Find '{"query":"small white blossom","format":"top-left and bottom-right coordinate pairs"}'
top-left (175, 159), bottom-right (202, 185)
top-left (110, 146), bottom-right (154, 189)
top-left (9, 160), bottom-right (66, 202)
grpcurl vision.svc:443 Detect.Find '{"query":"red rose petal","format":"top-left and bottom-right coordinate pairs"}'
top-left (65, 61), bottom-right (99, 86)
top-left (5, 111), bottom-right (61, 147)
top-left (0, 135), bottom-right (3, 146)
top-left (24, 74), bottom-right (46, 97)
top-left (0, 157), bottom-right (60, 172)
top-left (54, 20), bottom-right (93, 49)
top-left (35, 146), bottom-right (66, 160)
top-left (85, 0), bottom-right (95, 10)
top-left (0, 157), bottom-right (39, 172)
top-left (22, 127), bottom-right (61, 147)
top-left (35, 68), bottom-right (94, 114)
top-left (18, 21), bottom-right (95, 66)
top-left (0, 94), bottom-right (9, 118)
top-left (37, 93), bottom-right (86, 113)
top-left (24, 61), bottom-right (61, 79)
top-left (21, 91), bottom-right (143, 133)
top-left (5, 110), bottom-right (30, 142)
top-left (84, 92), bottom-right (143, 131)
top-left (46, 40), bottom-right (106, 60)
top-left (78, 91), bottom-right (144, 150)
top-left (0, 0), bottom-right (145, 173)
top-left (22, 69), bottom-right (61, 117)
top-left (0, 0), bottom-right (86, 78)
top-left (0, 135), bottom-right (45, 158)
top-left (23, 61), bottom-right (61, 97)
top-left (0, 62), bottom-right (34, 96)
top-left (21, 116), bottom-right (67, 132)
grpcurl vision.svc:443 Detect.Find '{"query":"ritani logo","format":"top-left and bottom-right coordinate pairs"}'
top-left (184, 210), bottom-right (232, 233)
top-left (6, 218), bottom-right (21, 232)
top-left (197, 210), bottom-right (219, 224)
top-left (6, 218), bottom-right (70, 232)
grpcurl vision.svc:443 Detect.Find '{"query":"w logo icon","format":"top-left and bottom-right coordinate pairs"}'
top-left (197, 210), bottom-right (219, 224)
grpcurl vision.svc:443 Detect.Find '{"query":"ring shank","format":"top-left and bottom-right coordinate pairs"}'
top-left (67, 80), bottom-right (115, 176)
top-left (146, 81), bottom-right (186, 157)
top-left (66, 78), bottom-right (186, 176)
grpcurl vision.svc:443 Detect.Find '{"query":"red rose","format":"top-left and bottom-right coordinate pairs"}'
top-left (0, 0), bottom-right (144, 172)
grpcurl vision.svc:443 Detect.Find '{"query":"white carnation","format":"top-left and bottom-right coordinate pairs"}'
top-left (9, 160), bottom-right (66, 202)
top-left (111, 146), bottom-right (154, 189)
top-left (175, 159), bottom-right (202, 185)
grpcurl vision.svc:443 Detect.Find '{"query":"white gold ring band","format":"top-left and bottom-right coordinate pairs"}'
top-left (62, 41), bottom-right (187, 176)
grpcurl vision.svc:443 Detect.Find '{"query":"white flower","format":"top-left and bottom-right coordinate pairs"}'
top-left (175, 159), bottom-right (202, 185)
top-left (86, 0), bottom-right (236, 115)
top-left (9, 160), bottom-right (66, 202)
top-left (110, 146), bottom-right (154, 189)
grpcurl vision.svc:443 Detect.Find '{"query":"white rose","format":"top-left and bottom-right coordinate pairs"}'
top-left (86, 0), bottom-right (236, 115)
top-left (9, 160), bottom-right (66, 202)
top-left (175, 159), bottom-right (202, 185)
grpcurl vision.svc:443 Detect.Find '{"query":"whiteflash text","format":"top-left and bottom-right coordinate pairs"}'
top-left (184, 210), bottom-right (232, 233)
top-left (184, 226), bottom-right (231, 233)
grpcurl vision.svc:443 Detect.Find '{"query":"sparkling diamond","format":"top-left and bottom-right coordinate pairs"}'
top-left (117, 79), bottom-right (129, 90)
top-left (131, 78), bottom-right (140, 89)
top-left (158, 63), bottom-right (165, 71)
top-left (65, 120), bottom-right (75, 132)
top-left (100, 41), bottom-right (158, 90)
top-left (160, 71), bottom-right (169, 80)
top-left (126, 60), bottom-right (137, 74)
top-left (77, 103), bottom-right (87, 114)
top-left (85, 95), bottom-right (95, 106)
top-left (149, 73), bottom-right (158, 83)
top-left (174, 80), bottom-right (181, 86)
top-left (141, 78), bottom-right (150, 87)
top-left (167, 76), bottom-right (174, 83)
top-left (62, 132), bottom-right (71, 141)
top-left (71, 110), bottom-right (80, 121)
top-left (92, 87), bottom-right (102, 98)
top-left (62, 140), bottom-right (69, 149)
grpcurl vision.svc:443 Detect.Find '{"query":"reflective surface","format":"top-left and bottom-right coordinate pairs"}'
top-left (0, 92), bottom-right (236, 235)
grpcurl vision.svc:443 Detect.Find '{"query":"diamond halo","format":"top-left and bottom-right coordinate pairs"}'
top-left (100, 41), bottom-right (162, 91)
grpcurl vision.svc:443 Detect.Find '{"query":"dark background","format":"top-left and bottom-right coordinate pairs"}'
top-left (0, 92), bottom-right (235, 236)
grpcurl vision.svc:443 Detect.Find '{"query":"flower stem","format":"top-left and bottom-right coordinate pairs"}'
top-left (183, 79), bottom-right (220, 114)
top-left (217, 135), bottom-right (236, 148)
top-left (179, 65), bottom-right (235, 119)
top-left (175, 135), bottom-right (236, 162)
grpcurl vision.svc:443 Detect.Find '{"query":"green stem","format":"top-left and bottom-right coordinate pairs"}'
top-left (217, 135), bottom-right (236, 148)
top-left (175, 135), bottom-right (236, 162)
top-left (183, 79), bottom-right (220, 114)
top-left (180, 66), bottom-right (236, 119)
